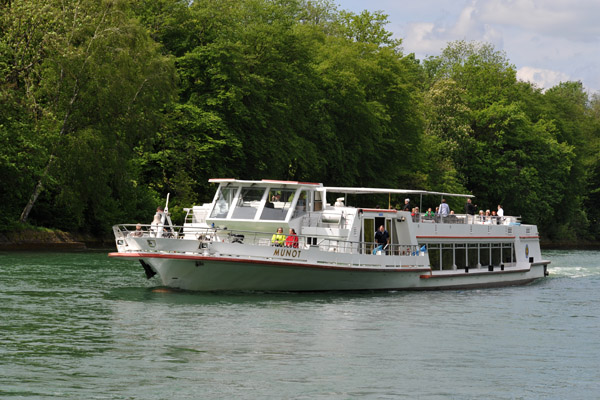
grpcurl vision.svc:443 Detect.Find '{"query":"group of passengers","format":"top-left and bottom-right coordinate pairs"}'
top-left (130, 206), bottom-right (166, 237)
top-left (403, 198), bottom-right (454, 222)
top-left (271, 227), bottom-right (299, 248)
top-left (402, 197), bottom-right (505, 224)
top-left (465, 199), bottom-right (505, 224)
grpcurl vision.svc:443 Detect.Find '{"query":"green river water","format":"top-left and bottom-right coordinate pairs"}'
top-left (0, 249), bottom-right (598, 399)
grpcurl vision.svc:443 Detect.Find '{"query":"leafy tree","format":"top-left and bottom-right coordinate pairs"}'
top-left (1, 0), bottom-right (175, 233)
top-left (338, 9), bottom-right (401, 47)
top-left (423, 41), bottom-right (579, 234)
top-left (135, 0), bottom-right (425, 204)
top-left (3, 1), bottom-right (597, 243)
top-left (422, 78), bottom-right (471, 196)
top-left (467, 103), bottom-right (574, 227)
top-left (539, 82), bottom-right (591, 239)
top-left (424, 40), bottom-right (517, 110)
top-left (584, 94), bottom-right (600, 239)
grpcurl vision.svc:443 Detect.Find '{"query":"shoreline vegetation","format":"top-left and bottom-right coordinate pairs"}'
top-left (2, 0), bottom-right (599, 244)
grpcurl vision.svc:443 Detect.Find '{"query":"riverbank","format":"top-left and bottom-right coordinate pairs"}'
top-left (0, 229), bottom-right (113, 251)
top-left (540, 240), bottom-right (600, 250)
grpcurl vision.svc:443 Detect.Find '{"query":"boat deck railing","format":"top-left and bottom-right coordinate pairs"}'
top-left (184, 206), bottom-right (522, 229)
top-left (113, 224), bottom-right (421, 256)
top-left (298, 210), bottom-right (521, 227)
top-left (411, 213), bottom-right (520, 225)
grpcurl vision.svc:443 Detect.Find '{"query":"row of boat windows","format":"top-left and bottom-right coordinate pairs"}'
top-left (209, 186), bottom-right (321, 221)
top-left (426, 243), bottom-right (516, 270)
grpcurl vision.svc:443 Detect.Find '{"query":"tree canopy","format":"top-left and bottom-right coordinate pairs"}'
top-left (1, 0), bottom-right (599, 243)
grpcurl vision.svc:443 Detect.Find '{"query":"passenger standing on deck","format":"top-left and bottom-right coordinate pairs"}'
top-left (497, 204), bottom-right (504, 224)
top-left (465, 198), bottom-right (477, 216)
top-left (285, 228), bottom-right (299, 248)
top-left (402, 198), bottom-right (411, 212)
top-left (439, 199), bottom-right (450, 217)
top-left (271, 227), bottom-right (286, 246)
top-left (150, 206), bottom-right (163, 237)
top-left (374, 225), bottom-right (390, 254)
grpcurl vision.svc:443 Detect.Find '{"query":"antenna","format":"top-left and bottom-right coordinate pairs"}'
top-left (161, 193), bottom-right (170, 225)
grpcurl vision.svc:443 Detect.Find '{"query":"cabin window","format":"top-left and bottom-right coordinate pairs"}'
top-left (441, 244), bottom-right (454, 270)
top-left (428, 244), bottom-right (441, 270)
top-left (427, 241), bottom-right (515, 270)
top-left (210, 186), bottom-right (238, 218)
top-left (260, 188), bottom-right (296, 221)
top-left (454, 243), bottom-right (467, 269)
top-left (492, 243), bottom-right (502, 266)
top-left (467, 244), bottom-right (479, 268)
top-left (231, 187), bottom-right (266, 220)
top-left (292, 190), bottom-right (308, 218)
top-left (502, 243), bottom-right (515, 264)
top-left (480, 243), bottom-right (490, 266)
top-left (314, 190), bottom-right (324, 211)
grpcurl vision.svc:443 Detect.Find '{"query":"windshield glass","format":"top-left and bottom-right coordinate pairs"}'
top-left (260, 188), bottom-right (296, 220)
top-left (210, 186), bottom-right (238, 218)
top-left (231, 187), bottom-right (266, 219)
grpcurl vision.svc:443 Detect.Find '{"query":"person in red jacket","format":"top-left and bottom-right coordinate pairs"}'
top-left (285, 228), bottom-right (299, 248)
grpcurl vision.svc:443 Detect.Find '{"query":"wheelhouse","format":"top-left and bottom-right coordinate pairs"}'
top-left (205, 179), bottom-right (324, 231)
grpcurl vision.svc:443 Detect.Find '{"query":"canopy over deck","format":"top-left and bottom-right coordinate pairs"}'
top-left (209, 178), bottom-right (322, 188)
top-left (324, 186), bottom-right (474, 198)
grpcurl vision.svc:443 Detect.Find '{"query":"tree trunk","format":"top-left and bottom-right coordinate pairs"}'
top-left (19, 155), bottom-right (54, 224)
top-left (19, 74), bottom-right (78, 224)
top-left (19, 181), bottom-right (43, 224)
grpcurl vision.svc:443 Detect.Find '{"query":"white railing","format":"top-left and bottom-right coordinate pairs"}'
top-left (114, 224), bottom-right (421, 256)
top-left (413, 213), bottom-right (520, 225)
top-left (114, 223), bottom-right (183, 239)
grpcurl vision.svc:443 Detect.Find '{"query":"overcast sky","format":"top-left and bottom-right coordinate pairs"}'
top-left (336, 0), bottom-right (600, 94)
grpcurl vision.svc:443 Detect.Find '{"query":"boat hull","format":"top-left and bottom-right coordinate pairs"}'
top-left (109, 252), bottom-right (549, 292)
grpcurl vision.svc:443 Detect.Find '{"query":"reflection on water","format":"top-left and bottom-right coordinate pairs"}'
top-left (105, 285), bottom-right (421, 306)
top-left (0, 250), bottom-right (599, 399)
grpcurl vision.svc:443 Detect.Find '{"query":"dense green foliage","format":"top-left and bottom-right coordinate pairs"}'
top-left (1, 0), bottom-right (599, 242)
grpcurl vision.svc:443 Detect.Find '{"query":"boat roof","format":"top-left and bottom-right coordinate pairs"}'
top-left (209, 178), bottom-right (322, 187)
top-left (208, 179), bottom-right (474, 198)
top-left (325, 186), bottom-right (474, 198)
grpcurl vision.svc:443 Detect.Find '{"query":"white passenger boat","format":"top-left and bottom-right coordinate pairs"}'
top-left (109, 179), bottom-right (550, 291)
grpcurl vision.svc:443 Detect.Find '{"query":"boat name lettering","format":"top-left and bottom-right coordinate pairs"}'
top-left (273, 248), bottom-right (301, 258)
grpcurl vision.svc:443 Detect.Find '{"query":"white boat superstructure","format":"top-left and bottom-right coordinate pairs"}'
top-left (109, 179), bottom-right (549, 291)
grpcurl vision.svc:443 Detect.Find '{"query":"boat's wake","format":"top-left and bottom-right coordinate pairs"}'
top-left (544, 250), bottom-right (600, 279)
top-left (548, 265), bottom-right (600, 279)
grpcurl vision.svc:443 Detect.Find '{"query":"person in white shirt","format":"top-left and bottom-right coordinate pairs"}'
top-left (439, 198), bottom-right (450, 217)
top-left (497, 205), bottom-right (504, 217)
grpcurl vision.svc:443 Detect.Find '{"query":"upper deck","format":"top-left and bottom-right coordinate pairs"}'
top-left (192, 179), bottom-right (528, 229)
